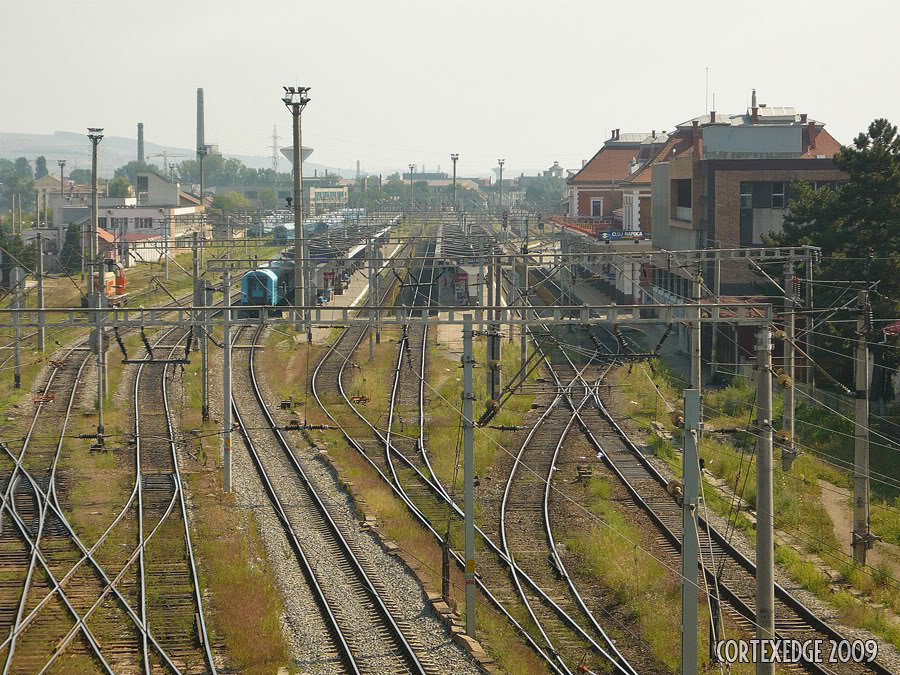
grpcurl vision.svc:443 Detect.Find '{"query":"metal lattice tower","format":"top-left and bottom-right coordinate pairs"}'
top-left (269, 125), bottom-right (280, 176)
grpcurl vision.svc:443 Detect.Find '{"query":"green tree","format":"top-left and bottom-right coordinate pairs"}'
top-left (107, 176), bottom-right (132, 198)
top-left (256, 188), bottom-right (276, 209)
top-left (0, 158), bottom-right (35, 210)
top-left (113, 160), bottom-right (161, 184)
top-left (211, 191), bottom-right (252, 213)
top-left (14, 157), bottom-right (33, 179)
top-left (68, 168), bottom-right (93, 185)
top-left (35, 156), bottom-right (49, 179)
top-left (59, 224), bottom-right (81, 274)
top-left (525, 176), bottom-right (566, 213)
top-left (769, 118), bottom-right (900, 399)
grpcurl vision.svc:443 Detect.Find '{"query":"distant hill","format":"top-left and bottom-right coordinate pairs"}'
top-left (0, 130), bottom-right (357, 178)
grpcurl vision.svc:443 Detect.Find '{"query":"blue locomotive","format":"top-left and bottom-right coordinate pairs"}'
top-left (239, 260), bottom-right (295, 317)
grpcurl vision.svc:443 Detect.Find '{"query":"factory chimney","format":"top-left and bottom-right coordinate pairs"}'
top-left (137, 122), bottom-right (144, 162)
top-left (196, 88), bottom-right (205, 151)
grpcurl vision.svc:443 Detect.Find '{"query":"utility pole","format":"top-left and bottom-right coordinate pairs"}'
top-left (710, 244), bottom-right (721, 379)
top-left (164, 230), bottom-right (169, 280)
top-left (36, 234), bottom-right (45, 351)
top-left (368, 236), bottom-right (374, 361)
top-left (519, 221), bottom-right (529, 369)
top-left (486, 240), bottom-right (495, 398)
top-left (192, 232), bottom-right (201, 351)
top-left (88, 128), bottom-right (106, 434)
top-left (223, 270), bottom-right (232, 493)
top-left (408, 164), bottom-right (415, 213)
top-left (57, 160), bottom-right (66, 228)
top-left (755, 325), bottom-right (775, 675)
top-left (201, 284), bottom-right (209, 420)
top-left (690, 270), bottom-right (701, 390)
top-left (681, 388), bottom-right (700, 675)
top-left (783, 259), bottom-right (796, 469)
top-left (853, 289), bottom-right (871, 565)
top-left (34, 190), bottom-right (39, 227)
top-left (12, 268), bottom-right (23, 389)
top-left (198, 145), bottom-right (208, 271)
top-left (462, 314), bottom-right (476, 638)
top-left (450, 154), bottom-right (459, 211)
top-left (283, 86), bottom-right (311, 335)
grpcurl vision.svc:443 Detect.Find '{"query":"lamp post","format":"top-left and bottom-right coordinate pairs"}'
top-left (408, 164), bottom-right (415, 213)
top-left (450, 154), bottom-right (459, 212)
top-left (87, 127), bottom-right (105, 436)
top-left (283, 86), bottom-right (312, 335)
top-left (497, 159), bottom-right (505, 214)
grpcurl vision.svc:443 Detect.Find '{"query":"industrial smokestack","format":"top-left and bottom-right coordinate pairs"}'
top-left (196, 88), bottom-right (205, 151)
top-left (137, 122), bottom-right (144, 162)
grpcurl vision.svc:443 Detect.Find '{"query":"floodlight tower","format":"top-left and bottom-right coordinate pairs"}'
top-left (87, 127), bottom-right (105, 435)
top-left (450, 154), bottom-right (459, 211)
top-left (282, 86), bottom-right (312, 335)
top-left (408, 164), bottom-right (415, 212)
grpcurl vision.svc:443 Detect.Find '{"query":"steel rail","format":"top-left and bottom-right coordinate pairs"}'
top-left (160, 331), bottom-right (218, 673)
top-left (528, 269), bottom-right (888, 674)
top-left (240, 321), bottom-right (429, 674)
top-left (331, 239), bottom-right (634, 674)
top-left (230, 323), bottom-right (360, 675)
top-left (310, 264), bottom-right (568, 675)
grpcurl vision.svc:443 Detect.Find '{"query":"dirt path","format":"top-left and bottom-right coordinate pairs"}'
top-left (818, 479), bottom-right (900, 574)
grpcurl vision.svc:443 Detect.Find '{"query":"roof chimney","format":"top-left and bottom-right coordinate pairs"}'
top-left (710, 110), bottom-right (716, 123)
top-left (582, 159), bottom-right (587, 168)
top-left (616, 128), bottom-right (620, 140)
top-left (137, 122), bottom-right (144, 163)
top-left (196, 88), bottom-right (205, 151)
top-left (692, 119), bottom-right (701, 157)
top-left (800, 113), bottom-right (807, 122)
top-left (652, 130), bottom-right (656, 138)
top-left (751, 88), bottom-right (759, 123)
top-left (808, 120), bottom-right (817, 150)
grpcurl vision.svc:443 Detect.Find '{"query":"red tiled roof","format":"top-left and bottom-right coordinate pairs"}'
top-left (802, 128), bottom-right (841, 158)
top-left (569, 146), bottom-right (640, 183)
top-left (97, 227), bottom-right (115, 244)
top-left (621, 134), bottom-right (692, 185)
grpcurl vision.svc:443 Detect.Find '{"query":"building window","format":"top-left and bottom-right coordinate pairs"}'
top-left (590, 199), bottom-right (603, 217)
top-left (740, 183), bottom-right (752, 209)
top-left (674, 179), bottom-right (691, 208)
top-left (771, 182), bottom-right (785, 208)
top-left (137, 176), bottom-right (148, 192)
top-left (98, 217), bottom-right (107, 229)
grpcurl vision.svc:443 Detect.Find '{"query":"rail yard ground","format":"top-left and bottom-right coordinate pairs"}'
top-left (1, 216), bottom-right (899, 674)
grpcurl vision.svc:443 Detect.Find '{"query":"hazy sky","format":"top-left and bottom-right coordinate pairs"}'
top-left (3, 0), bottom-right (898, 176)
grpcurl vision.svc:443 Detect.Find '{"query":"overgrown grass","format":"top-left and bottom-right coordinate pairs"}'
top-left (563, 476), bottom-right (753, 673)
top-left (619, 360), bottom-right (900, 653)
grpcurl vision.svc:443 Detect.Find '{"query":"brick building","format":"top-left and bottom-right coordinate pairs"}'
top-left (650, 90), bottom-right (844, 295)
top-left (566, 130), bottom-right (650, 221)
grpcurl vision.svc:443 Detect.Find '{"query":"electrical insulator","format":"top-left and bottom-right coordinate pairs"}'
top-left (775, 430), bottom-right (791, 444)
top-left (777, 373), bottom-right (792, 389)
top-left (487, 359), bottom-right (502, 372)
top-left (667, 479), bottom-right (684, 500)
top-left (486, 399), bottom-right (501, 412)
top-left (671, 409), bottom-right (685, 428)
top-left (774, 329), bottom-right (786, 340)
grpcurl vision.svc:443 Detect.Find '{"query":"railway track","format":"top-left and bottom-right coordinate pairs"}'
top-left (232, 322), bottom-right (435, 674)
top-left (520, 266), bottom-right (895, 673)
top-left (0, 280), bottom-right (242, 673)
top-left (310, 234), bottom-right (652, 674)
